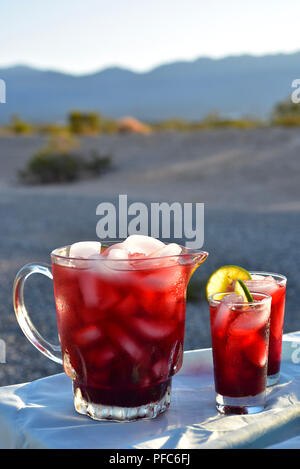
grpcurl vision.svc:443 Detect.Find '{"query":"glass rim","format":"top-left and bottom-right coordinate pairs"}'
top-left (50, 242), bottom-right (209, 263)
top-left (248, 271), bottom-right (287, 284)
top-left (209, 291), bottom-right (272, 306)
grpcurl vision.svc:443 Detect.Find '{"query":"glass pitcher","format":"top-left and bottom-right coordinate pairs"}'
top-left (13, 242), bottom-right (208, 421)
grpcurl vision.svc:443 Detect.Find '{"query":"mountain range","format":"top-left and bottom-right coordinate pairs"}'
top-left (0, 52), bottom-right (299, 124)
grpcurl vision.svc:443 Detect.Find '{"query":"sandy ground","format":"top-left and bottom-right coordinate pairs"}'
top-left (0, 128), bottom-right (299, 386)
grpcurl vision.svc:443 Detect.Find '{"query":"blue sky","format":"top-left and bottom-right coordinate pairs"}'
top-left (1, 0), bottom-right (300, 74)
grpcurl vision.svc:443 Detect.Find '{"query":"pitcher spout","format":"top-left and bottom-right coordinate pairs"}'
top-left (180, 248), bottom-right (209, 281)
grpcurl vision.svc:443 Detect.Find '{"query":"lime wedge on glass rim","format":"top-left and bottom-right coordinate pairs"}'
top-left (234, 279), bottom-right (254, 302)
top-left (206, 265), bottom-right (253, 301)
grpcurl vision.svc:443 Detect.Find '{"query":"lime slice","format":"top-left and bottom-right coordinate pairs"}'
top-left (206, 265), bottom-right (252, 301)
top-left (235, 279), bottom-right (254, 302)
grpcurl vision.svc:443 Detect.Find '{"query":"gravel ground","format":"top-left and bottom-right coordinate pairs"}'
top-left (0, 129), bottom-right (299, 386)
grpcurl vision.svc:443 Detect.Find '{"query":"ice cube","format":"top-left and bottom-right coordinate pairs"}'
top-left (229, 305), bottom-right (270, 336)
top-left (104, 243), bottom-right (129, 257)
top-left (105, 247), bottom-right (131, 271)
top-left (212, 302), bottom-right (233, 339)
top-left (106, 323), bottom-right (144, 361)
top-left (151, 243), bottom-right (182, 258)
top-left (133, 317), bottom-right (176, 340)
top-left (142, 262), bottom-right (184, 290)
top-left (264, 275), bottom-right (276, 282)
top-left (152, 358), bottom-right (169, 381)
top-left (138, 265), bottom-right (185, 318)
top-left (112, 294), bottom-right (140, 317)
top-left (245, 334), bottom-right (268, 367)
top-left (251, 274), bottom-right (266, 281)
top-left (246, 275), bottom-right (277, 296)
top-left (89, 246), bottom-right (131, 277)
top-left (99, 243), bottom-right (136, 272)
top-left (73, 324), bottom-right (103, 347)
top-left (78, 270), bottom-right (122, 310)
top-left (148, 243), bottom-right (182, 268)
top-left (123, 235), bottom-right (165, 256)
top-left (108, 248), bottom-right (128, 260)
top-left (99, 344), bottom-right (116, 365)
top-left (85, 342), bottom-right (116, 370)
top-left (69, 241), bottom-right (101, 259)
top-left (270, 307), bottom-right (285, 340)
top-left (223, 293), bottom-right (244, 304)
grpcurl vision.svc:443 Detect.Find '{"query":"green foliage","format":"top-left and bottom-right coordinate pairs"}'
top-left (20, 151), bottom-right (81, 184)
top-left (1, 109), bottom-right (267, 137)
top-left (38, 123), bottom-right (70, 136)
top-left (84, 150), bottom-right (112, 174)
top-left (68, 111), bottom-right (101, 134)
top-left (271, 99), bottom-right (300, 126)
top-left (186, 276), bottom-right (207, 303)
top-left (9, 100), bottom-right (300, 138)
top-left (100, 118), bottom-right (119, 134)
top-left (151, 114), bottom-right (263, 132)
top-left (9, 115), bottom-right (32, 134)
top-left (19, 136), bottom-right (112, 185)
top-left (151, 119), bottom-right (191, 132)
top-left (200, 112), bottom-right (263, 129)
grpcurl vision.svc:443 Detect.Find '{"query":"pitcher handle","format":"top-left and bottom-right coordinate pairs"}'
top-left (13, 263), bottom-right (63, 364)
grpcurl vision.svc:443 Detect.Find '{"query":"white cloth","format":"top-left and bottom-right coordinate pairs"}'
top-left (0, 332), bottom-right (300, 449)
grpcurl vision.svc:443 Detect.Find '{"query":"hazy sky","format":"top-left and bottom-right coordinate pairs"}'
top-left (1, 0), bottom-right (300, 74)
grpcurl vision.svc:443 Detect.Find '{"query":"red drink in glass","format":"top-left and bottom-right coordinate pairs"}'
top-left (245, 272), bottom-right (287, 386)
top-left (49, 243), bottom-right (208, 420)
top-left (13, 239), bottom-right (208, 421)
top-left (209, 292), bottom-right (271, 414)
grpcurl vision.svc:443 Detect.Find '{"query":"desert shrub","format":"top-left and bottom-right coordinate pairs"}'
top-left (19, 136), bottom-right (112, 184)
top-left (271, 99), bottom-right (300, 126)
top-left (37, 123), bottom-right (70, 136)
top-left (9, 115), bottom-right (32, 134)
top-left (68, 111), bottom-right (101, 134)
top-left (198, 112), bottom-right (264, 129)
top-left (20, 151), bottom-right (82, 183)
top-left (151, 114), bottom-right (263, 132)
top-left (151, 119), bottom-right (191, 132)
top-left (84, 150), bottom-right (112, 174)
top-left (101, 118), bottom-right (119, 134)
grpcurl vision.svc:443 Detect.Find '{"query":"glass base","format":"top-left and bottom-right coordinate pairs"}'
top-left (216, 391), bottom-right (266, 415)
top-left (73, 384), bottom-right (172, 421)
top-left (267, 372), bottom-right (280, 387)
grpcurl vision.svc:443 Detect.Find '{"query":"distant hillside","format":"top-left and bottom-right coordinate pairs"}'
top-left (0, 52), bottom-right (299, 124)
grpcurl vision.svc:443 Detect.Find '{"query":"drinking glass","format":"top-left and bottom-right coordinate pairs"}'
top-left (245, 272), bottom-right (287, 386)
top-left (209, 292), bottom-right (271, 414)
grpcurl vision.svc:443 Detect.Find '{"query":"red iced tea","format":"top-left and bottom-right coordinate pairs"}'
top-left (13, 237), bottom-right (208, 421)
top-left (246, 273), bottom-right (286, 380)
top-left (209, 293), bottom-right (271, 399)
top-left (52, 254), bottom-right (194, 409)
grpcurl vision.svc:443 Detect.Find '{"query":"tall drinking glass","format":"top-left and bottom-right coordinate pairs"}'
top-left (245, 272), bottom-right (287, 386)
top-left (209, 292), bottom-right (271, 414)
top-left (13, 243), bottom-right (208, 421)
